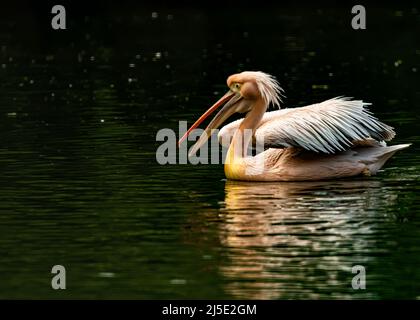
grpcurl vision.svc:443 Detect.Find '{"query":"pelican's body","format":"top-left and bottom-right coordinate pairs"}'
top-left (179, 71), bottom-right (410, 181)
top-left (223, 142), bottom-right (408, 181)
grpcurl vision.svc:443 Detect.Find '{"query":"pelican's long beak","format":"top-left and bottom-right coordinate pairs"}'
top-left (178, 90), bottom-right (242, 156)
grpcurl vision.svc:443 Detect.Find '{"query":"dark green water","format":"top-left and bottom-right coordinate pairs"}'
top-left (0, 3), bottom-right (419, 299)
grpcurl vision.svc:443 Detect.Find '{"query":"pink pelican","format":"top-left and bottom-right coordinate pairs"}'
top-left (178, 71), bottom-right (410, 181)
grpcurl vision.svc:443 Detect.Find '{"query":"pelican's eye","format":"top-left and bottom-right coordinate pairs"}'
top-left (233, 83), bottom-right (241, 91)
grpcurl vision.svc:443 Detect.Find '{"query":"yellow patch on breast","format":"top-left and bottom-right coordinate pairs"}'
top-left (224, 145), bottom-right (246, 180)
top-left (224, 162), bottom-right (244, 180)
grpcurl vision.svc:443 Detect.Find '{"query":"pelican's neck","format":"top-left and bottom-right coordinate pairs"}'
top-left (226, 98), bottom-right (267, 162)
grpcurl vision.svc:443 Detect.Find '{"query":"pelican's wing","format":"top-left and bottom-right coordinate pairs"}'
top-left (219, 97), bottom-right (395, 154)
top-left (257, 97), bottom-right (395, 153)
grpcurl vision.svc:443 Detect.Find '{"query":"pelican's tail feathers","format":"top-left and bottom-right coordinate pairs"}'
top-left (363, 143), bottom-right (411, 174)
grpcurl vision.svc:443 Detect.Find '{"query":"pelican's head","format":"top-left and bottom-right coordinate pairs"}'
top-left (226, 71), bottom-right (283, 109)
top-left (178, 71), bottom-right (283, 155)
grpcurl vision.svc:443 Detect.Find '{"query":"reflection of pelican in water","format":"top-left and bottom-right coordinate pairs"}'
top-left (216, 180), bottom-right (397, 299)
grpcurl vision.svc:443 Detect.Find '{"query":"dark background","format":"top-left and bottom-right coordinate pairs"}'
top-left (1, 1), bottom-right (418, 107)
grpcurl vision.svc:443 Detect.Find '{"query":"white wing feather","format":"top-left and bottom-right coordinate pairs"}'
top-left (218, 97), bottom-right (395, 154)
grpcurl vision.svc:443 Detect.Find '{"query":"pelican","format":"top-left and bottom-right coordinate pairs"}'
top-left (178, 71), bottom-right (410, 181)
